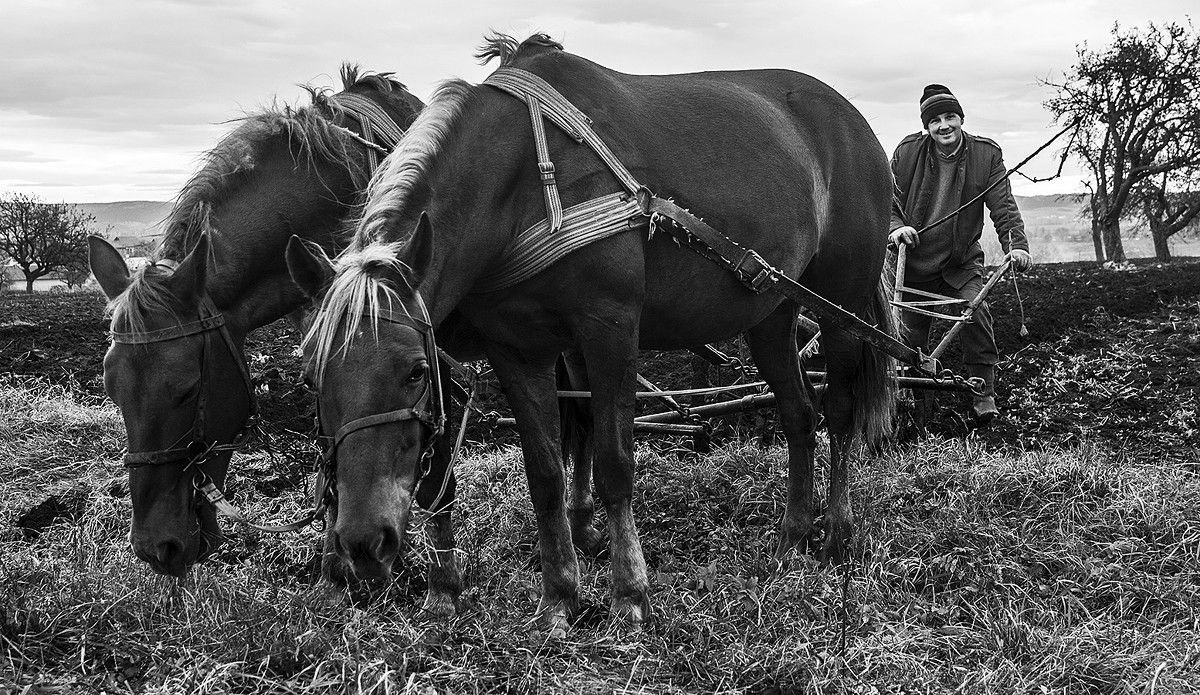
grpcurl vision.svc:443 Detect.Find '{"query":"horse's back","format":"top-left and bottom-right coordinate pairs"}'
top-left (499, 47), bottom-right (892, 346)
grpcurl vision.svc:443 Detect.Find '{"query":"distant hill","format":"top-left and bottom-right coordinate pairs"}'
top-left (76, 201), bottom-right (172, 252)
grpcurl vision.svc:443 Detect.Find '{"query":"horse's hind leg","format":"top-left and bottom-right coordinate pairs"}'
top-left (816, 325), bottom-right (863, 563)
top-left (486, 346), bottom-right (580, 636)
top-left (559, 350), bottom-right (604, 556)
top-left (746, 302), bottom-right (821, 562)
top-left (579, 328), bottom-right (650, 625)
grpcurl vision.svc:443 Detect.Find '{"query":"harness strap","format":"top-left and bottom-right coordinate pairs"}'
top-left (638, 189), bottom-right (929, 371)
top-left (329, 91), bottom-right (409, 170)
top-left (483, 68), bottom-right (642, 202)
top-left (526, 98), bottom-right (564, 232)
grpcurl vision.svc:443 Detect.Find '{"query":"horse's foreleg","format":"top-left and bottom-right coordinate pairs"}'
top-left (414, 414), bottom-right (461, 619)
top-left (487, 348), bottom-right (579, 636)
top-left (420, 510), bottom-right (461, 619)
top-left (559, 350), bottom-right (604, 556)
top-left (747, 304), bottom-right (820, 562)
top-left (581, 332), bottom-right (650, 625)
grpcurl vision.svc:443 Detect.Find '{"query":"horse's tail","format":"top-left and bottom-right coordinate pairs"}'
top-left (852, 277), bottom-right (898, 445)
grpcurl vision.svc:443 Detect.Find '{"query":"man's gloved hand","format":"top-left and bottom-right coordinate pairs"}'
top-left (888, 226), bottom-right (919, 248)
top-left (1009, 249), bottom-right (1033, 271)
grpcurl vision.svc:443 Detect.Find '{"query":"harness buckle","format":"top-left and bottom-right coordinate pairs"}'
top-left (538, 161), bottom-right (556, 185)
top-left (734, 250), bottom-right (775, 293)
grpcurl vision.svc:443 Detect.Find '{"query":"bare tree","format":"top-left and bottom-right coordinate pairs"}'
top-left (0, 192), bottom-right (95, 293)
top-left (1043, 20), bottom-right (1200, 263)
top-left (1129, 170), bottom-right (1200, 262)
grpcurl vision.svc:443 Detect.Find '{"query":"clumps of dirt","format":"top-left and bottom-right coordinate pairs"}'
top-left (2, 258), bottom-right (1198, 461)
top-left (13, 486), bottom-right (89, 541)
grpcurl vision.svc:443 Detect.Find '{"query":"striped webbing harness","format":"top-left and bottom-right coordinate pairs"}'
top-left (475, 68), bottom-right (646, 292)
top-left (329, 91), bottom-right (409, 170)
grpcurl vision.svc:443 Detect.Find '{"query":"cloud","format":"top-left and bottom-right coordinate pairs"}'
top-left (0, 0), bottom-right (1196, 201)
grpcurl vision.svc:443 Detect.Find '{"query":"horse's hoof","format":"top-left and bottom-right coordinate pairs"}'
top-left (818, 538), bottom-right (851, 565)
top-left (533, 615), bottom-right (571, 642)
top-left (610, 593), bottom-right (651, 626)
top-left (572, 524), bottom-right (605, 558)
top-left (535, 597), bottom-right (576, 640)
top-left (420, 594), bottom-right (458, 622)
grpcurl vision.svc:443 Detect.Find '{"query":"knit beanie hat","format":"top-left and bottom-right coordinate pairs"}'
top-left (919, 84), bottom-right (964, 126)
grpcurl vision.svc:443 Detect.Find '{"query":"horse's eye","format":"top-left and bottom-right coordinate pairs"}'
top-left (407, 363), bottom-right (428, 384)
top-left (301, 374), bottom-right (315, 391)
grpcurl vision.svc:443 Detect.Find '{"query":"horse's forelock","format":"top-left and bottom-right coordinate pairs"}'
top-left (353, 79), bottom-right (472, 247)
top-left (106, 264), bottom-right (190, 335)
top-left (305, 242), bottom-right (412, 386)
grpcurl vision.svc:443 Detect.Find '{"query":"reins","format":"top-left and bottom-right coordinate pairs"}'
top-left (896, 123), bottom-right (1074, 344)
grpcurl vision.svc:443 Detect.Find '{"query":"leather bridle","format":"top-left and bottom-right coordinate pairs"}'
top-left (313, 292), bottom-right (447, 512)
top-left (111, 291), bottom-right (258, 474)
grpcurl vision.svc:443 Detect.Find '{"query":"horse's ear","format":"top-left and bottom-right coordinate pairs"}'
top-left (286, 235), bottom-right (334, 299)
top-left (169, 233), bottom-right (210, 300)
top-left (407, 212), bottom-right (434, 281)
top-left (87, 235), bottom-right (130, 300)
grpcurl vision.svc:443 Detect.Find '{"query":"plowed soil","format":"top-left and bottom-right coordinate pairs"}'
top-left (2, 258), bottom-right (1198, 462)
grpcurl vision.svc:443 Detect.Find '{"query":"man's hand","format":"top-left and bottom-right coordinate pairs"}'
top-left (1009, 249), bottom-right (1033, 271)
top-left (888, 226), bottom-right (919, 248)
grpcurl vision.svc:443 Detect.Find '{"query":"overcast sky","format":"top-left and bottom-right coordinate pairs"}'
top-left (0, 0), bottom-right (1193, 203)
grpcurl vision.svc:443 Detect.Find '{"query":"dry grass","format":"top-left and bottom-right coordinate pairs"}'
top-left (2, 374), bottom-right (1198, 694)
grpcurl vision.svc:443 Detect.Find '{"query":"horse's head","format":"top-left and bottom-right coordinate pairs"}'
top-left (89, 234), bottom-right (255, 576)
top-left (285, 221), bottom-right (441, 580)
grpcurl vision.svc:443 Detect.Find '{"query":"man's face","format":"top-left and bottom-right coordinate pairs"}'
top-left (926, 112), bottom-right (963, 152)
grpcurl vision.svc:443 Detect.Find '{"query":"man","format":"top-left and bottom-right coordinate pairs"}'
top-left (889, 84), bottom-right (1033, 424)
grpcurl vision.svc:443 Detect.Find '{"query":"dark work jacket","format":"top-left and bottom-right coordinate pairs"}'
top-left (890, 131), bottom-right (1028, 288)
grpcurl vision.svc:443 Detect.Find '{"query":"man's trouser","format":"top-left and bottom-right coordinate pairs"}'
top-left (898, 273), bottom-right (998, 366)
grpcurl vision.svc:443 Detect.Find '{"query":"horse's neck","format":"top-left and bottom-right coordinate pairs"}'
top-left (205, 231), bottom-right (317, 334)
top-left (421, 232), bottom-right (517, 328)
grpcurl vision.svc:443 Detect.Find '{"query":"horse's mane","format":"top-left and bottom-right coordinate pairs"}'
top-left (310, 33), bottom-right (561, 377)
top-left (302, 241), bottom-right (416, 385)
top-left (351, 79), bottom-right (474, 249)
top-left (306, 80), bottom-right (474, 378)
top-left (474, 31), bottom-right (563, 67)
top-left (109, 65), bottom-right (409, 331)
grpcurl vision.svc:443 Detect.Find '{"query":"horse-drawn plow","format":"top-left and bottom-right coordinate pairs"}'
top-left (478, 246), bottom-right (1018, 444)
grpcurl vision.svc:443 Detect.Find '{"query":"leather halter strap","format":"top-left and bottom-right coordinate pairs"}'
top-left (315, 291), bottom-right (449, 510)
top-left (113, 294), bottom-right (258, 468)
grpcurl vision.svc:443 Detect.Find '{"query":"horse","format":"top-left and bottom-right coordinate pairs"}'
top-left (289, 33), bottom-right (896, 634)
top-left (85, 66), bottom-right (463, 617)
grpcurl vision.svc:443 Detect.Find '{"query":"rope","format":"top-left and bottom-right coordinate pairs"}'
top-left (1010, 272), bottom-right (1029, 337)
top-left (912, 120), bottom-right (1079, 236)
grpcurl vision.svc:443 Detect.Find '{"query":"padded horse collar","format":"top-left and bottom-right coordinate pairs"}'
top-left (111, 292), bottom-right (258, 469)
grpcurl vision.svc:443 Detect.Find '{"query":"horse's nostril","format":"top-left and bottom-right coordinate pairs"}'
top-left (148, 538), bottom-right (188, 576)
top-left (157, 538), bottom-right (184, 564)
top-left (372, 527), bottom-right (401, 564)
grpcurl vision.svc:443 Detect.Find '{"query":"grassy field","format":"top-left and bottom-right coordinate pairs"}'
top-left (2, 374), bottom-right (1198, 693)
